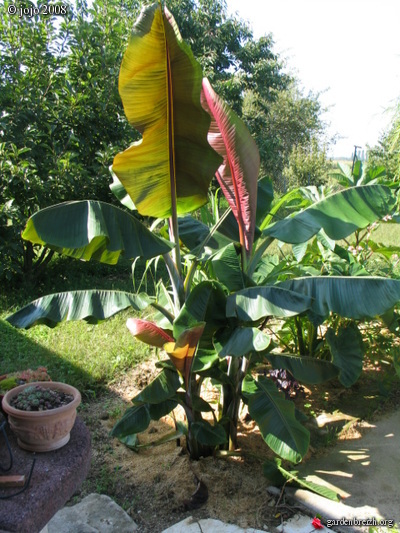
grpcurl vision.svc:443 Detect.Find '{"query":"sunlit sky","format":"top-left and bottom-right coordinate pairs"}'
top-left (226, 0), bottom-right (400, 158)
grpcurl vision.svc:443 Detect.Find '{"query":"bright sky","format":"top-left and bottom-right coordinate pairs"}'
top-left (226, 0), bottom-right (400, 158)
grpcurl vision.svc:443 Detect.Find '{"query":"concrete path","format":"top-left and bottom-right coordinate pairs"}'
top-left (294, 409), bottom-right (400, 528)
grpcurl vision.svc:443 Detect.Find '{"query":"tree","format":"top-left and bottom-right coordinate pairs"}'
top-left (283, 138), bottom-right (330, 191)
top-left (368, 99), bottom-right (400, 182)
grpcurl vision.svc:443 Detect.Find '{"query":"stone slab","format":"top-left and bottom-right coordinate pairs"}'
top-left (161, 516), bottom-right (267, 533)
top-left (0, 417), bottom-right (91, 533)
top-left (47, 494), bottom-right (137, 533)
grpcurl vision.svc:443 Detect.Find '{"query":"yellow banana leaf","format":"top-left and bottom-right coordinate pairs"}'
top-left (112, 2), bottom-right (221, 218)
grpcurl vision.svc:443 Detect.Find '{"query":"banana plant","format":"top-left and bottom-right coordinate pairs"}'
top-left (7, 1), bottom-right (400, 467)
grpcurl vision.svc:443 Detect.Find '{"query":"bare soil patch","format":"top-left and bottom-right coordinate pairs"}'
top-left (76, 353), bottom-right (400, 532)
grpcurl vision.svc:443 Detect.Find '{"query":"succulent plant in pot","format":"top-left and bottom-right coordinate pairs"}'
top-left (9, 384), bottom-right (74, 412)
top-left (1, 382), bottom-right (81, 452)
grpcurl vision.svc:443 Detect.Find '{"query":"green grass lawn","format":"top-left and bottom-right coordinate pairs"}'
top-left (369, 221), bottom-right (400, 246)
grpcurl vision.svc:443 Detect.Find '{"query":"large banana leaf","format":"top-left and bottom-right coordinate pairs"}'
top-left (280, 276), bottom-right (400, 320)
top-left (6, 290), bottom-right (151, 329)
top-left (264, 185), bottom-right (396, 244)
top-left (243, 376), bottom-right (309, 463)
top-left (112, 3), bottom-right (221, 218)
top-left (266, 354), bottom-right (339, 384)
top-left (201, 77), bottom-right (260, 256)
top-left (226, 286), bottom-right (313, 322)
top-left (22, 201), bottom-right (173, 264)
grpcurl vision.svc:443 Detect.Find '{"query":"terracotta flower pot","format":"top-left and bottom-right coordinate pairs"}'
top-left (1, 381), bottom-right (81, 452)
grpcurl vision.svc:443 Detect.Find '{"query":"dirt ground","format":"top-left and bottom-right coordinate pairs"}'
top-left (76, 352), bottom-right (400, 533)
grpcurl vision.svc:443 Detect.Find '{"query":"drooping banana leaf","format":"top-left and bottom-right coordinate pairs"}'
top-left (21, 200), bottom-right (173, 264)
top-left (112, 2), bottom-right (221, 218)
top-left (264, 185), bottom-right (396, 244)
top-left (6, 290), bottom-right (151, 329)
top-left (243, 375), bottom-right (309, 463)
top-left (226, 286), bottom-right (313, 322)
top-left (201, 77), bottom-right (260, 256)
top-left (280, 276), bottom-right (400, 321)
top-left (111, 398), bottom-right (178, 440)
top-left (111, 404), bottom-right (151, 439)
top-left (266, 354), bottom-right (339, 384)
top-left (263, 459), bottom-right (341, 502)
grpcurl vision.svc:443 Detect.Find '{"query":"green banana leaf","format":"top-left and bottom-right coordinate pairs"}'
top-left (178, 216), bottom-right (233, 252)
top-left (280, 276), bottom-right (400, 320)
top-left (243, 375), bottom-right (309, 463)
top-left (6, 290), bottom-right (152, 329)
top-left (111, 398), bottom-right (178, 440)
top-left (109, 169), bottom-right (136, 211)
top-left (132, 368), bottom-right (181, 405)
top-left (111, 404), bottom-right (151, 439)
top-left (190, 420), bottom-right (227, 446)
top-left (209, 243), bottom-right (245, 292)
top-left (226, 286), bottom-right (313, 322)
top-left (119, 427), bottom-right (185, 451)
top-left (326, 323), bottom-right (364, 387)
top-left (255, 177), bottom-right (274, 228)
top-left (264, 185), bottom-right (396, 244)
top-left (21, 200), bottom-right (173, 264)
top-left (266, 354), bottom-right (339, 384)
top-left (263, 459), bottom-right (341, 501)
top-left (112, 2), bottom-right (221, 218)
top-left (173, 281), bottom-right (227, 344)
top-left (214, 327), bottom-right (271, 357)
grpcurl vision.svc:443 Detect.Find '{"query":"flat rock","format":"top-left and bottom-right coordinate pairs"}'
top-left (47, 494), bottom-right (137, 533)
top-left (161, 516), bottom-right (267, 533)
